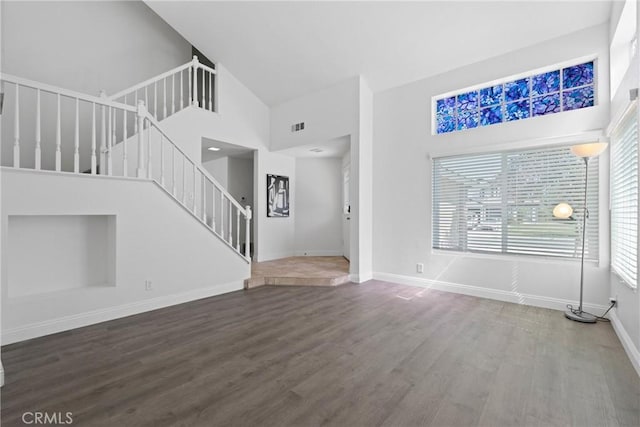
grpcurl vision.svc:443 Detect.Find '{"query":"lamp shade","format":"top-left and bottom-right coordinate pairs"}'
top-left (553, 202), bottom-right (574, 219)
top-left (570, 142), bottom-right (608, 158)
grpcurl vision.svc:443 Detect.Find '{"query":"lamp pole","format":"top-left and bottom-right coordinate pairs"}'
top-left (563, 141), bottom-right (608, 323)
top-left (567, 156), bottom-right (595, 322)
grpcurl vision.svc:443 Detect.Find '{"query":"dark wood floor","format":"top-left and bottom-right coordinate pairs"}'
top-left (1, 281), bottom-right (638, 427)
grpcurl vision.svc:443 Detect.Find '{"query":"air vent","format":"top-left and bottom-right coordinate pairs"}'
top-left (291, 122), bottom-right (305, 132)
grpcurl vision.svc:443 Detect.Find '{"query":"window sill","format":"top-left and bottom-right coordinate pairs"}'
top-left (431, 248), bottom-right (599, 266)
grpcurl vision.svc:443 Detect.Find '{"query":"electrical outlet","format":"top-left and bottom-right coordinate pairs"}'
top-left (416, 263), bottom-right (424, 274)
top-left (145, 280), bottom-right (153, 291)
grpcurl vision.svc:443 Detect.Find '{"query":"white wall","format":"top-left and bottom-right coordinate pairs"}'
top-left (0, 169), bottom-right (250, 344)
top-left (608, 0), bottom-right (640, 372)
top-left (0, 1), bottom-right (191, 95)
top-left (228, 157), bottom-right (254, 209)
top-left (255, 150), bottom-right (296, 261)
top-left (269, 77), bottom-right (373, 280)
top-left (294, 158), bottom-right (343, 256)
top-left (270, 77), bottom-right (359, 151)
top-left (203, 157), bottom-right (229, 188)
top-left (373, 24), bottom-right (611, 310)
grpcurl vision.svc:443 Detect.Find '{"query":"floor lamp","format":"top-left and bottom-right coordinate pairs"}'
top-left (553, 142), bottom-right (608, 323)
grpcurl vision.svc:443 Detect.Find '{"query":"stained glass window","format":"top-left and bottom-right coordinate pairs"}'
top-left (434, 60), bottom-right (596, 134)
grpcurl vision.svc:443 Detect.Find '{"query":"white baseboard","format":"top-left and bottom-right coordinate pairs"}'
top-left (294, 250), bottom-right (344, 257)
top-left (0, 361), bottom-right (4, 387)
top-left (350, 272), bottom-right (373, 284)
top-left (609, 311), bottom-right (640, 377)
top-left (1, 281), bottom-right (243, 345)
top-left (256, 251), bottom-right (295, 262)
top-left (372, 272), bottom-right (609, 313)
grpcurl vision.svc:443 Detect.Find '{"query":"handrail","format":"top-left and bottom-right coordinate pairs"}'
top-left (108, 62), bottom-right (192, 101)
top-left (1, 73), bottom-right (137, 112)
top-left (198, 62), bottom-right (216, 76)
top-left (144, 113), bottom-right (247, 215)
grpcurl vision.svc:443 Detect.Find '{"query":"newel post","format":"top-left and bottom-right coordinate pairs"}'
top-left (192, 55), bottom-right (200, 107)
top-left (244, 205), bottom-right (252, 259)
top-left (136, 100), bottom-right (147, 178)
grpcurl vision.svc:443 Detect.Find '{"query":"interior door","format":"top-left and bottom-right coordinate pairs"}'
top-left (342, 165), bottom-right (351, 260)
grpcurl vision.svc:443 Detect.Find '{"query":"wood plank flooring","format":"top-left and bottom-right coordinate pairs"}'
top-left (1, 281), bottom-right (638, 426)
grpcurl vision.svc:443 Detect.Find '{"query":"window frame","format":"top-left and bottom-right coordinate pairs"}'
top-left (432, 56), bottom-right (599, 135)
top-left (431, 143), bottom-right (600, 261)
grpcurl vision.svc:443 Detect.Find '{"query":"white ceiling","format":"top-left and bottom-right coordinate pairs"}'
top-left (277, 135), bottom-right (351, 158)
top-left (147, 1), bottom-right (613, 106)
top-left (202, 137), bottom-right (254, 162)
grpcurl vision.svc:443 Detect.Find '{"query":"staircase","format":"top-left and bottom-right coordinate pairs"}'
top-left (1, 56), bottom-right (251, 261)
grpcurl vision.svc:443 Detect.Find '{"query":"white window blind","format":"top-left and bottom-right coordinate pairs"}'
top-left (610, 103), bottom-right (638, 289)
top-left (433, 145), bottom-right (599, 259)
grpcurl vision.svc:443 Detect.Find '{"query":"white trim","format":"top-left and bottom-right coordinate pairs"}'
top-left (1, 281), bottom-right (243, 345)
top-left (609, 310), bottom-right (640, 377)
top-left (350, 272), bottom-right (373, 284)
top-left (372, 272), bottom-right (609, 313)
top-left (0, 361), bottom-right (4, 387)
top-left (294, 250), bottom-right (344, 257)
top-left (256, 251), bottom-right (296, 262)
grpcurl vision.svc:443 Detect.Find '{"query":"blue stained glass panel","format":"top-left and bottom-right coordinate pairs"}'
top-left (479, 85), bottom-right (503, 107)
top-left (456, 91), bottom-right (478, 112)
top-left (532, 93), bottom-right (560, 116)
top-left (504, 78), bottom-right (530, 102)
top-left (480, 106), bottom-right (503, 126)
top-left (505, 100), bottom-right (530, 121)
top-left (531, 70), bottom-right (560, 96)
top-left (436, 114), bottom-right (456, 134)
top-left (436, 97), bottom-right (455, 115)
top-left (562, 86), bottom-right (594, 111)
top-left (563, 62), bottom-right (594, 89)
top-left (457, 110), bottom-right (479, 130)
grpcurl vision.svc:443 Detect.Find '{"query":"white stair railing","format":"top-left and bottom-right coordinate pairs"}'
top-left (139, 111), bottom-right (251, 260)
top-left (0, 73), bottom-right (250, 262)
top-left (1, 73), bottom-right (138, 175)
top-left (108, 56), bottom-right (216, 121)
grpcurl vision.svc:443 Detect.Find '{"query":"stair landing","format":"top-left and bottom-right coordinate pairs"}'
top-left (244, 256), bottom-right (350, 289)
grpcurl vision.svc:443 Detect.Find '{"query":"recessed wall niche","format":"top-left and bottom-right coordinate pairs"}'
top-left (8, 215), bottom-right (116, 298)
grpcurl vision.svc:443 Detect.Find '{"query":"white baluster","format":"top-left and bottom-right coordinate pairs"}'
top-left (136, 101), bottom-right (146, 178)
top-left (123, 109), bottom-right (128, 177)
top-left (35, 89), bottom-right (41, 170)
top-left (208, 72), bottom-right (213, 111)
top-left (171, 74), bottom-right (175, 115)
top-left (13, 84), bottom-right (20, 167)
top-left (107, 107), bottom-right (113, 176)
top-left (201, 68), bottom-right (205, 107)
top-left (228, 200), bottom-right (233, 243)
top-left (245, 206), bottom-right (252, 259)
top-left (201, 174), bottom-right (206, 222)
top-left (192, 55), bottom-right (199, 107)
top-left (180, 70), bottom-right (184, 110)
top-left (188, 66), bottom-right (192, 106)
top-left (91, 103), bottom-right (97, 174)
top-left (145, 86), bottom-right (149, 115)
top-left (74, 98), bottom-right (80, 173)
top-left (182, 157), bottom-right (187, 205)
top-left (99, 91), bottom-right (106, 174)
top-left (163, 78), bottom-right (167, 119)
top-left (55, 93), bottom-right (61, 172)
top-left (212, 187), bottom-right (216, 232)
top-left (160, 134), bottom-right (165, 186)
top-left (172, 146), bottom-right (177, 196)
top-left (146, 120), bottom-right (152, 179)
top-left (191, 163), bottom-right (196, 215)
top-left (153, 82), bottom-right (157, 119)
top-left (134, 92), bottom-right (139, 133)
top-left (220, 192), bottom-right (224, 239)
top-left (236, 209), bottom-right (240, 252)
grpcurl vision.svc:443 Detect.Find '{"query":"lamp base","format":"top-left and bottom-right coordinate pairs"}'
top-left (564, 309), bottom-right (597, 323)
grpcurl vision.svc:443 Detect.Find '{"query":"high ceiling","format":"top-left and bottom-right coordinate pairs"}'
top-left (147, 1), bottom-right (613, 106)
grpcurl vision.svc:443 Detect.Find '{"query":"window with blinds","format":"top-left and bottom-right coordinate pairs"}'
top-left (610, 104), bottom-right (638, 289)
top-left (433, 145), bottom-right (599, 259)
